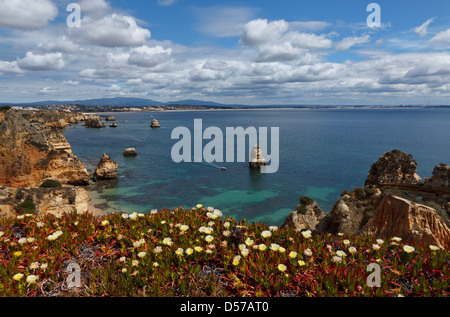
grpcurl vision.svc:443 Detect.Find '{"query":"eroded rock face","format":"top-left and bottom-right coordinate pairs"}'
top-left (123, 148), bottom-right (138, 157)
top-left (424, 163), bottom-right (450, 191)
top-left (362, 195), bottom-right (450, 251)
top-left (365, 150), bottom-right (422, 187)
top-left (93, 153), bottom-right (118, 181)
top-left (84, 115), bottom-right (103, 128)
top-left (0, 109), bottom-right (90, 187)
top-left (281, 198), bottom-right (325, 232)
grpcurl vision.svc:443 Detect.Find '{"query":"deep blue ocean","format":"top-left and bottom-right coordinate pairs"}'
top-left (63, 108), bottom-right (450, 226)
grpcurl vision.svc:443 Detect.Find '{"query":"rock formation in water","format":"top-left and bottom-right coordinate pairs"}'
top-left (93, 153), bottom-right (119, 181)
top-left (105, 116), bottom-right (116, 121)
top-left (84, 115), bottom-right (103, 128)
top-left (0, 108), bottom-right (90, 188)
top-left (282, 196), bottom-right (325, 232)
top-left (110, 122), bottom-right (117, 128)
top-left (150, 119), bottom-right (161, 128)
top-left (365, 149), bottom-right (422, 186)
top-left (249, 145), bottom-right (266, 169)
top-left (424, 163), bottom-right (450, 191)
top-left (123, 148), bottom-right (138, 157)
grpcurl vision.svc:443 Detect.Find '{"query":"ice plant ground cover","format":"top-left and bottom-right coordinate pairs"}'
top-left (0, 207), bottom-right (448, 297)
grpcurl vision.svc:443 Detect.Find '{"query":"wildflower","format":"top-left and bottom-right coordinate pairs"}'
top-left (232, 255), bottom-right (241, 266)
top-left (332, 256), bottom-right (342, 263)
top-left (270, 243), bottom-right (280, 251)
top-left (101, 220), bottom-right (109, 226)
top-left (160, 220), bottom-right (166, 224)
top-left (222, 230), bottom-right (230, 237)
top-left (119, 257), bottom-right (126, 262)
top-left (208, 221), bottom-right (215, 227)
top-left (13, 273), bottom-right (24, 281)
top-left (36, 222), bottom-right (44, 228)
top-left (244, 238), bottom-right (254, 247)
top-left (336, 250), bottom-right (347, 258)
top-left (258, 244), bottom-right (267, 251)
top-left (175, 248), bottom-right (184, 256)
top-left (55, 230), bottom-right (63, 237)
top-left (26, 275), bottom-right (38, 284)
top-left (289, 251), bottom-right (298, 259)
top-left (150, 209), bottom-right (158, 215)
top-left (121, 213), bottom-right (129, 219)
top-left (129, 213), bottom-right (138, 220)
top-left (303, 248), bottom-right (312, 257)
top-left (137, 252), bottom-right (146, 258)
top-left (138, 213), bottom-right (145, 218)
top-left (133, 241), bottom-right (141, 248)
top-left (301, 230), bottom-right (312, 239)
top-left (376, 239), bottom-right (384, 245)
top-left (207, 206), bottom-right (214, 212)
top-left (162, 237), bottom-right (173, 246)
top-left (29, 262), bottom-right (39, 270)
top-left (278, 247), bottom-right (286, 253)
top-left (343, 239), bottom-right (350, 246)
top-left (40, 263), bottom-right (48, 270)
top-left (372, 244), bottom-right (381, 251)
top-left (17, 215), bottom-right (25, 220)
top-left (277, 264), bottom-right (287, 272)
top-left (153, 246), bottom-right (163, 254)
top-left (269, 226), bottom-right (278, 231)
top-left (298, 260), bottom-right (306, 266)
top-left (403, 245), bottom-right (415, 253)
top-left (429, 245), bottom-right (440, 251)
top-left (223, 221), bottom-right (230, 228)
top-left (14, 251), bottom-right (22, 257)
top-left (73, 221), bottom-right (78, 226)
top-left (132, 260), bottom-right (139, 267)
top-left (338, 232), bottom-right (344, 237)
top-left (261, 230), bottom-right (272, 238)
top-left (185, 248), bottom-right (194, 255)
top-left (349, 247), bottom-right (357, 254)
top-left (0, 231), bottom-right (4, 237)
top-left (194, 246), bottom-right (203, 252)
top-left (241, 248), bottom-right (249, 257)
top-left (391, 237), bottom-right (402, 242)
top-left (27, 237), bottom-right (35, 243)
top-left (153, 262), bottom-right (159, 267)
top-left (18, 238), bottom-right (27, 245)
top-left (196, 204), bottom-right (203, 209)
top-left (204, 235), bottom-right (214, 243)
top-left (121, 268), bottom-right (127, 273)
top-left (199, 226), bottom-right (213, 234)
top-left (179, 224), bottom-right (189, 232)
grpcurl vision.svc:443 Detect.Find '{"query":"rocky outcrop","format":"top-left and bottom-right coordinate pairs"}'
top-left (0, 185), bottom-right (89, 217)
top-left (123, 148), bottom-right (138, 157)
top-left (110, 122), bottom-right (117, 128)
top-left (84, 115), bottom-right (103, 128)
top-left (365, 150), bottom-right (422, 187)
top-left (362, 195), bottom-right (450, 251)
top-left (249, 145), bottom-right (266, 169)
top-left (0, 109), bottom-right (90, 188)
top-left (424, 163), bottom-right (450, 191)
top-left (150, 119), bottom-right (160, 128)
top-left (282, 197), bottom-right (325, 232)
top-left (93, 153), bottom-right (118, 181)
top-left (105, 116), bottom-right (116, 121)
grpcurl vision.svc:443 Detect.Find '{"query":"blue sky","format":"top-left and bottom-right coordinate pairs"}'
top-left (1, 0), bottom-right (450, 105)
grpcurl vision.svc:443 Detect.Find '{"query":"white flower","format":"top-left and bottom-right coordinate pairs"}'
top-left (16, 215), bottom-right (25, 220)
top-left (376, 239), bottom-right (384, 245)
top-left (372, 244), bottom-right (381, 250)
top-left (194, 246), bottom-right (203, 252)
top-left (301, 230), bottom-right (312, 239)
top-left (101, 220), bottom-right (109, 226)
top-left (277, 264), bottom-right (287, 272)
top-left (132, 260), bottom-right (139, 266)
top-left (278, 246), bottom-right (286, 253)
top-left (153, 246), bottom-right (163, 254)
top-left (289, 251), bottom-right (298, 258)
top-left (153, 262), bottom-right (159, 267)
top-left (27, 238), bottom-right (35, 243)
top-left (150, 209), bottom-right (158, 215)
top-left (185, 248), bottom-right (193, 255)
top-left (429, 245), bottom-right (440, 251)
top-left (391, 237), bottom-right (402, 242)
top-left (244, 238), bottom-right (254, 247)
top-left (240, 248), bottom-right (249, 257)
top-left (138, 213), bottom-right (145, 218)
top-left (47, 233), bottom-right (58, 241)
top-left (0, 231), bottom-right (4, 237)
top-left (343, 239), bottom-right (350, 246)
top-left (207, 206), bottom-right (214, 212)
top-left (258, 244), bottom-right (267, 251)
top-left (223, 221), bottom-right (230, 228)
top-left (403, 245), bottom-right (415, 253)
top-left (303, 248), bottom-right (312, 257)
top-left (332, 256), bottom-right (342, 263)
top-left (55, 230), bottom-right (63, 237)
top-left (29, 262), bottom-right (39, 270)
top-left (175, 248), bottom-right (184, 256)
top-left (222, 230), bottom-right (230, 237)
top-left (179, 225), bottom-right (189, 232)
top-left (40, 263), bottom-right (48, 270)
top-left (349, 247), bottom-right (357, 254)
top-left (121, 268), bottom-right (127, 273)
top-left (261, 230), bottom-right (272, 238)
top-left (199, 226), bottom-right (213, 235)
top-left (269, 226), bottom-right (278, 231)
top-left (162, 237), bottom-right (173, 246)
top-left (137, 252), bottom-right (147, 258)
top-left (129, 213), bottom-right (138, 220)
top-left (18, 238), bottom-right (27, 245)
top-left (232, 255), bottom-right (241, 266)
top-left (270, 243), bottom-right (280, 251)
top-left (36, 222), bottom-right (44, 228)
top-left (196, 204), bottom-right (203, 209)
top-left (119, 257), bottom-right (127, 262)
top-left (26, 275), bottom-right (38, 284)
top-left (121, 213), bottom-right (129, 219)
top-left (204, 235), bottom-right (214, 243)
top-left (336, 250), bottom-right (347, 258)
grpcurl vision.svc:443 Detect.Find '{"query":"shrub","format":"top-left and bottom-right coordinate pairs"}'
top-left (299, 196), bottom-right (314, 206)
top-left (17, 196), bottom-right (36, 214)
top-left (40, 179), bottom-right (62, 188)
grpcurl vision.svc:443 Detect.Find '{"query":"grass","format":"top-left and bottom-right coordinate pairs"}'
top-left (0, 206), bottom-right (448, 297)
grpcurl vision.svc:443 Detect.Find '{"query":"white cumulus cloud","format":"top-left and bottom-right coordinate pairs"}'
top-left (0, 0), bottom-right (58, 29)
top-left (17, 52), bottom-right (65, 71)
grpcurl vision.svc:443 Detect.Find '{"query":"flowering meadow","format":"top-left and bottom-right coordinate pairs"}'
top-left (0, 206), bottom-right (448, 297)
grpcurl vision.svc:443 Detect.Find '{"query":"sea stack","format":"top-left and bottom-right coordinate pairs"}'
top-left (93, 153), bottom-right (118, 181)
top-left (110, 122), bottom-right (117, 128)
top-left (150, 119), bottom-right (161, 128)
top-left (249, 145), bottom-right (267, 169)
top-left (123, 148), bottom-right (138, 157)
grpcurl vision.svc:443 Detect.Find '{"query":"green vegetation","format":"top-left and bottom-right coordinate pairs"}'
top-left (39, 179), bottom-right (62, 188)
top-left (17, 196), bottom-right (36, 215)
top-left (299, 196), bottom-right (314, 206)
top-left (0, 207), bottom-right (448, 297)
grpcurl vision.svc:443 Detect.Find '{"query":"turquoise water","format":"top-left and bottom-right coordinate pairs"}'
top-left (63, 108), bottom-right (450, 225)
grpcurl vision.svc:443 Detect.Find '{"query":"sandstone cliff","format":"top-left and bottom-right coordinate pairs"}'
top-left (93, 153), bottom-right (119, 181)
top-left (0, 109), bottom-right (90, 188)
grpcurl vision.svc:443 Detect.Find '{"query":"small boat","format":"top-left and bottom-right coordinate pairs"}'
top-left (221, 166), bottom-right (226, 171)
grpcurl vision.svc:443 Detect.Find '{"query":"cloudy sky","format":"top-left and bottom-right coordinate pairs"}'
top-left (1, 0), bottom-right (450, 105)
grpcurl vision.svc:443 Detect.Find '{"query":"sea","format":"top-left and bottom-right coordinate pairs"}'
top-left (63, 108), bottom-right (450, 226)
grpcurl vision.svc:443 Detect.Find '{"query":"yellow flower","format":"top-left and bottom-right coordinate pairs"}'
top-left (258, 244), bottom-right (267, 251)
top-left (245, 238), bottom-right (254, 247)
top-left (101, 220), bottom-right (109, 226)
top-left (0, 231), bottom-right (4, 237)
top-left (277, 264), bottom-right (287, 272)
top-left (13, 273), bottom-right (24, 281)
top-left (204, 235), bottom-right (214, 243)
top-left (223, 221), bottom-right (230, 228)
top-left (14, 251), bottom-right (22, 257)
top-left (289, 251), bottom-right (298, 258)
top-left (194, 246), bottom-right (203, 253)
top-left (297, 260), bottom-right (306, 266)
top-left (179, 225), bottom-right (189, 232)
top-left (137, 252), bottom-right (146, 258)
top-left (121, 268), bottom-right (127, 273)
top-left (222, 230), bottom-right (230, 237)
top-left (232, 255), bottom-right (241, 266)
top-left (175, 248), bottom-right (184, 256)
top-left (270, 243), bottom-right (279, 251)
top-left (429, 245), bottom-right (440, 251)
top-left (162, 237), bottom-right (173, 246)
top-left (403, 245), bottom-right (415, 253)
top-left (26, 275), bottom-right (38, 284)
top-left (185, 248), bottom-right (194, 255)
top-left (240, 248), bottom-right (249, 257)
top-left (196, 204), bottom-right (203, 209)
top-left (301, 230), bottom-right (312, 239)
top-left (153, 262), bottom-right (159, 267)
top-left (338, 232), bottom-right (344, 237)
